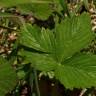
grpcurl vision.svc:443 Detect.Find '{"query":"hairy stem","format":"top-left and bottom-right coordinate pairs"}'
top-left (33, 68), bottom-right (40, 96)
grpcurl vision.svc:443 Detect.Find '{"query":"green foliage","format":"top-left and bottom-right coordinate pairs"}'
top-left (0, 57), bottom-right (17, 96)
top-left (0, 0), bottom-right (61, 20)
top-left (19, 50), bottom-right (57, 71)
top-left (0, 0), bottom-right (96, 95)
top-left (55, 54), bottom-right (96, 88)
top-left (54, 13), bottom-right (93, 62)
top-left (20, 12), bottom-right (96, 89)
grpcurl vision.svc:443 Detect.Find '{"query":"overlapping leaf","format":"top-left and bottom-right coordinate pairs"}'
top-left (0, 0), bottom-right (60, 20)
top-left (20, 24), bottom-right (56, 53)
top-left (55, 54), bottom-right (96, 88)
top-left (20, 13), bottom-right (93, 62)
top-left (0, 57), bottom-right (17, 96)
top-left (20, 13), bottom-right (96, 88)
top-left (55, 13), bottom-right (93, 62)
top-left (21, 13), bottom-right (92, 62)
top-left (20, 24), bottom-right (44, 51)
top-left (19, 50), bottom-right (57, 72)
top-left (21, 13), bottom-right (93, 61)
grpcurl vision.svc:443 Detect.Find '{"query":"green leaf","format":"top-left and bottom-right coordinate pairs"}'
top-left (19, 50), bottom-right (57, 72)
top-left (0, 0), bottom-right (60, 20)
top-left (55, 13), bottom-right (93, 62)
top-left (38, 28), bottom-right (56, 53)
top-left (0, 0), bottom-right (52, 7)
top-left (20, 24), bottom-right (44, 51)
top-left (18, 3), bottom-right (53, 19)
top-left (19, 12), bottom-right (96, 89)
top-left (55, 54), bottom-right (96, 89)
top-left (59, 0), bottom-right (69, 15)
top-left (0, 57), bottom-right (17, 96)
top-left (17, 70), bottom-right (26, 79)
top-left (20, 24), bottom-right (55, 53)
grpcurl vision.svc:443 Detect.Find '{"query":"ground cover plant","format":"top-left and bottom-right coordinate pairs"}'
top-left (0, 0), bottom-right (96, 96)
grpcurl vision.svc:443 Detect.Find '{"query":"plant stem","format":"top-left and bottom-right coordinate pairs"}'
top-left (29, 71), bottom-right (34, 96)
top-left (33, 68), bottom-right (40, 96)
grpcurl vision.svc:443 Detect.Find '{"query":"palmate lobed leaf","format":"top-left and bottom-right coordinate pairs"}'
top-left (21, 13), bottom-right (93, 62)
top-left (55, 54), bottom-right (96, 88)
top-left (20, 13), bottom-right (96, 88)
top-left (0, 57), bottom-right (17, 96)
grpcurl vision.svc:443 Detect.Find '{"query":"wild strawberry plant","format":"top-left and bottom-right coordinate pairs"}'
top-left (0, 0), bottom-right (96, 96)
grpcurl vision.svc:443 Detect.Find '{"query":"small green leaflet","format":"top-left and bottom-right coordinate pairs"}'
top-left (0, 57), bottom-right (17, 96)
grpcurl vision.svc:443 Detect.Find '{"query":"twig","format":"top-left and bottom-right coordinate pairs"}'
top-left (0, 25), bottom-right (18, 31)
top-left (79, 88), bottom-right (87, 96)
